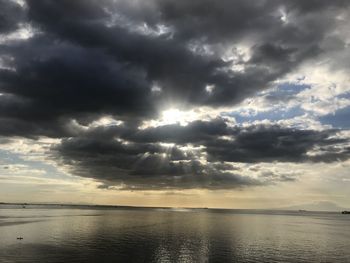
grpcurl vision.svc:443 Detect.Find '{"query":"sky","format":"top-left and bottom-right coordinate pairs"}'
top-left (0, 0), bottom-right (350, 209)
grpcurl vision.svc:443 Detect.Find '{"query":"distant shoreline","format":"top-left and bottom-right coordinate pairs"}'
top-left (0, 202), bottom-right (209, 210)
top-left (0, 202), bottom-right (346, 213)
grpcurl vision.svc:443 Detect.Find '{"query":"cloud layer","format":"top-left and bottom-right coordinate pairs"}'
top-left (1, 0), bottom-right (350, 190)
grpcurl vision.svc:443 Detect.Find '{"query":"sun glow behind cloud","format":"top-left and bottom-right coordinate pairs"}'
top-left (140, 108), bottom-right (206, 128)
top-left (0, 0), bottom-right (350, 208)
top-left (161, 108), bottom-right (196, 126)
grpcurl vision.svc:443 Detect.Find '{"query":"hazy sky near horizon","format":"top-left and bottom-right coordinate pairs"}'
top-left (0, 0), bottom-right (350, 208)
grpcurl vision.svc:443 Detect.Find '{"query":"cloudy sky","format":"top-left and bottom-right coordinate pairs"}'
top-left (0, 0), bottom-right (350, 208)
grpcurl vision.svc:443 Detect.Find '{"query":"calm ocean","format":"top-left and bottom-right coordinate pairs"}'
top-left (1, 205), bottom-right (349, 262)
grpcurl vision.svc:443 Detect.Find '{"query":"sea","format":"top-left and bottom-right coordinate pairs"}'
top-left (0, 204), bottom-right (349, 263)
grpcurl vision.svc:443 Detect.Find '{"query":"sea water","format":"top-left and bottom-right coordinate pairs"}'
top-left (0, 205), bottom-right (350, 262)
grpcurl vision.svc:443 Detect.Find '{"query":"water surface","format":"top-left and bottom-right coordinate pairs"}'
top-left (1, 205), bottom-right (349, 262)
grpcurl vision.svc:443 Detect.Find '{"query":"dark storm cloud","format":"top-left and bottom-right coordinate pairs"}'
top-left (0, 38), bottom-right (155, 121)
top-left (4, 0), bottom-right (343, 112)
top-left (53, 120), bottom-right (350, 189)
top-left (1, 0), bottom-right (350, 189)
top-left (204, 125), bottom-right (349, 163)
top-left (127, 118), bottom-right (231, 144)
top-left (1, 0), bottom-right (348, 130)
top-left (126, 121), bottom-right (349, 163)
top-left (0, 0), bottom-right (25, 33)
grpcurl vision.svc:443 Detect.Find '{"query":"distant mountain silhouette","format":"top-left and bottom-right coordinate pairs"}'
top-left (281, 201), bottom-right (347, 212)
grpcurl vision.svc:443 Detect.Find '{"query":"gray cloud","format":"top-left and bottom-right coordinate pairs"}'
top-left (53, 120), bottom-right (350, 189)
top-left (0, 0), bottom-right (25, 33)
top-left (1, 0), bottom-right (347, 130)
top-left (204, 126), bottom-right (349, 163)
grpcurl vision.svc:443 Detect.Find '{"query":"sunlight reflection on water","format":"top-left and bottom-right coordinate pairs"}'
top-left (0, 206), bottom-right (350, 262)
